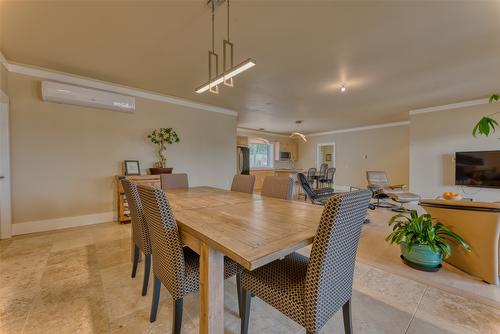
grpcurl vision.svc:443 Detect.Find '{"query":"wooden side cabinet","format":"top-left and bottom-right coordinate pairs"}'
top-left (115, 175), bottom-right (161, 223)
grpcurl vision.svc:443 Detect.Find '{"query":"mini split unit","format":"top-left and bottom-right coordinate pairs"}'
top-left (41, 81), bottom-right (136, 113)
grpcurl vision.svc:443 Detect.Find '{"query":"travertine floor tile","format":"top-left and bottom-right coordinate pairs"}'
top-left (410, 287), bottom-right (500, 334)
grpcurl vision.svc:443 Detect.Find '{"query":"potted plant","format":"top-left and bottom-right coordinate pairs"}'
top-left (386, 210), bottom-right (471, 271)
top-left (147, 128), bottom-right (180, 175)
top-left (472, 94), bottom-right (499, 137)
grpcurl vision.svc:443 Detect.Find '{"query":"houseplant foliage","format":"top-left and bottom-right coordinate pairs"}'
top-left (386, 210), bottom-right (471, 270)
top-left (472, 94), bottom-right (499, 137)
top-left (147, 128), bottom-right (180, 168)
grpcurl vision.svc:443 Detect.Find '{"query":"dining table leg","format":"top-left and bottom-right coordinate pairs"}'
top-left (199, 241), bottom-right (224, 334)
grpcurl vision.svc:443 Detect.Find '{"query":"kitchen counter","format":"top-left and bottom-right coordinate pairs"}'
top-left (273, 169), bottom-right (304, 173)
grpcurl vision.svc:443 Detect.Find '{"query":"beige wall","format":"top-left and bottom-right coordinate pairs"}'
top-left (297, 125), bottom-right (410, 188)
top-left (8, 72), bottom-right (237, 224)
top-left (410, 103), bottom-right (500, 201)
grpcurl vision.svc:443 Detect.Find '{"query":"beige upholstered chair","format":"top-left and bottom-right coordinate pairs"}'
top-left (420, 199), bottom-right (500, 284)
top-left (240, 190), bottom-right (372, 334)
top-left (136, 184), bottom-right (242, 333)
top-left (231, 174), bottom-right (256, 194)
top-left (120, 179), bottom-right (152, 296)
top-left (261, 176), bottom-right (294, 200)
top-left (161, 173), bottom-right (189, 190)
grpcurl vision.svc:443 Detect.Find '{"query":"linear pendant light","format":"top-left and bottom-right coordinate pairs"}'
top-left (195, 0), bottom-right (255, 94)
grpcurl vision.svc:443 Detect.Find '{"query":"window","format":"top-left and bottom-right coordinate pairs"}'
top-left (249, 142), bottom-right (273, 168)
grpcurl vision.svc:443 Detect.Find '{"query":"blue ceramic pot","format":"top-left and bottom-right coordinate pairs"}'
top-left (400, 242), bottom-right (442, 269)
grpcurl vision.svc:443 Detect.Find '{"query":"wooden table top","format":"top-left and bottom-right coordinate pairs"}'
top-left (165, 187), bottom-right (324, 270)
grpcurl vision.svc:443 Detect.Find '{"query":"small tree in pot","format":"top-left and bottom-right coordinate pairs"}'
top-left (148, 128), bottom-right (179, 174)
top-left (386, 210), bottom-right (471, 271)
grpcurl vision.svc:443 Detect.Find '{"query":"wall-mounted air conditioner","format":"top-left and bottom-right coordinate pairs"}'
top-left (41, 80), bottom-right (136, 113)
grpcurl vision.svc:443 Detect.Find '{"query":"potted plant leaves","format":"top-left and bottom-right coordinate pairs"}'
top-left (147, 128), bottom-right (180, 175)
top-left (386, 210), bottom-right (471, 271)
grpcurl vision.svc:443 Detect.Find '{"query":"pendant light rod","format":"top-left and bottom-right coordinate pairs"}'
top-left (196, 0), bottom-right (255, 94)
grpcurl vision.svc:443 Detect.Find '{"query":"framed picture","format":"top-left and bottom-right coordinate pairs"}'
top-left (325, 154), bottom-right (332, 162)
top-left (124, 160), bottom-right (141, 176)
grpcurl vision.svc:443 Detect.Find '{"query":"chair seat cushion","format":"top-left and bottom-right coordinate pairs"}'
top-left (388, 192), bottom-right (421, 203)
top-left (183, 247), bottom-right (242, 296)
top-left (241, 252), bottom-right (309, 325)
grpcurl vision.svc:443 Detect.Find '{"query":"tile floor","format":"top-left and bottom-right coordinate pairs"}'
top-left (1, 213), bottom-right (499, 333)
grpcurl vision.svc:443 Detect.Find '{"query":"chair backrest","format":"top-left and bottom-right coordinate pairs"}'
top-left (161, 173), bottom-right (189, 190)
top-left (261, 176), bottom-right (294, 200)
top-left (319, 163), bottom-right (328, 177)
top-left (231, 174), bottom-right (256, 194)
top-left (121, 179), bottom-right (151, 255)
top-left (136, 184), bottom-right (186, 299)
top-left (307, 168), bottom-right (317, 181)
top-left (304, 190), bottom-right (372, 333)
top-left (326, 168), bottom-right (336, 182)
top-left (298, 173), bottom-right (318, 201)
top-left (366, 171), bottom-right (389, 189)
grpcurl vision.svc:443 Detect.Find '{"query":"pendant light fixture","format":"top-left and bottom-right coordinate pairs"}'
top-left (195, 0), bottom-right (256, 94)
top-left (290, 120), bottom-right (307, 142)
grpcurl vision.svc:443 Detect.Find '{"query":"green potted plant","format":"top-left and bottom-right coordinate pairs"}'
top-left (147, 128), bottom-right (180, 175)
top-left (472, 94), bottom-right (499, 137)
top-left (386, 210), bottom-right (471, 271)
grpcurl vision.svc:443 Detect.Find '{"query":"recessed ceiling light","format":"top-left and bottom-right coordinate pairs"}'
top-left (341, 84), bottom-right (347, 93)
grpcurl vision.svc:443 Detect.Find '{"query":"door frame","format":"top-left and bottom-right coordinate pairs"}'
top-left (316, 142), bottom-right (336, 182)
top-left (0, 90), bottom-right (12, 239)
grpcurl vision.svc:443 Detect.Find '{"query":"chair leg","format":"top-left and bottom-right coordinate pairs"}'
top-left (150, 275), bottom-right (161, 322)
top-left (172, 298), bottom-right (183, 334)
top-left (342, 299), bottom-right (352, 334)
top-left (236, 273), bottom-right (243, 318)
top-left (241, 288), bottom-right (252, 334)
top-left (142, 253), bottom-right (151, 296)
top-left (131, 244), bottom-right (140, 278)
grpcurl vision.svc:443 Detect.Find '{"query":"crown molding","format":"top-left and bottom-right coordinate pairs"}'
top-left (308, 121), bottom-right (410, 137)
top-left (409, 98), bottom-right (489, 116)
top-left (1, 53), bottom-right (237, 117)
top-left (237, 127), bottom-right (290, 138)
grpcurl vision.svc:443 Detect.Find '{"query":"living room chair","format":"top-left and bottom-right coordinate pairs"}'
top-left (121, 179), bottom-right (152, 296)
top-left (240, 190), bottom-right (372, 334)
top-left (136, 185), bottom-right (243, 333)
top-left (366, 171), bottom-right (420, 210)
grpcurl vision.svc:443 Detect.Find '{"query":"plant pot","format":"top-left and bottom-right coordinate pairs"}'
top-left (149, 167), bottom-right (173, 175)
top-left (400, 242), bottom-right (442, 271)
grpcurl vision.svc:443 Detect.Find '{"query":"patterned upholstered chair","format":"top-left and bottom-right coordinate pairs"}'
top-left (121, 179), bottom-right (152, 296)
top-left (231, 174), bottom-right (256, 194)
top-left (261, 176), bottom-right (294, 200)
top-left (240, 190), bottom-right (372, 334)
top-left (160, 173), bottom-right (189, 190)
top-left (136, 184), bottom-right (243, 333)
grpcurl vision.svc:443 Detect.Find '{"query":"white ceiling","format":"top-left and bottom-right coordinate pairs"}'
top-left (2, 0), bottom-right (500, 134)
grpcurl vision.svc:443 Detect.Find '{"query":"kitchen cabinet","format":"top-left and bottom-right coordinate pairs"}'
top-left (274, 141), bottom-right (299, 161)
top-left (250, 169), bottom-right (275, 191)
top-left (237, 136), bottom-right (248, 147)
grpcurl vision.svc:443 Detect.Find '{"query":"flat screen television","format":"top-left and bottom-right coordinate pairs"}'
top-left (455, 150), bottom-right (500, 188)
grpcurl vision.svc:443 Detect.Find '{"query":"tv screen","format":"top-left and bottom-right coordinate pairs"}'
top-left (455, 151), bottom-right (500, 188)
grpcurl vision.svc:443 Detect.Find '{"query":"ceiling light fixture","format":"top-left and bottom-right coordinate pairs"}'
top-left (290, 120), bottom-right (307, 142)
top-left (341, 84), bottom-right (347, 92)
top-left (195, 0), bottom-right (255, 94)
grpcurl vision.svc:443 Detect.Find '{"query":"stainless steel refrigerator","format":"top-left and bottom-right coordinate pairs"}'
top-left (237, 146), bottom-right (250, 175)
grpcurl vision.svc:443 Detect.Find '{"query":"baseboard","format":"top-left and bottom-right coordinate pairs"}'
top-left (11, 211), bottom-right (116, 236)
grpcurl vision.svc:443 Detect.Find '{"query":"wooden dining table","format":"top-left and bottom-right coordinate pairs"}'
top-left (164, 186), bottom-right (324, 334)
